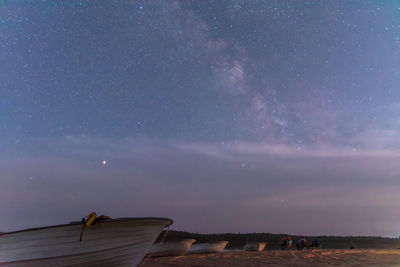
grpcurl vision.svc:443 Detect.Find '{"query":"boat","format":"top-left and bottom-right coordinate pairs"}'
top-left (188, 241), bottom-right (228, 254)
top-left (243, 242), bottom-right (267, 251)
top-left (0, 216), bottom-right (173, 266)
top-left (148, 239), bottom-right (196, 257)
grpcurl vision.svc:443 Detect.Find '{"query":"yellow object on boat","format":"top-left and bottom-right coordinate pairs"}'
top-left (85, 212), bottom-right (97, 227)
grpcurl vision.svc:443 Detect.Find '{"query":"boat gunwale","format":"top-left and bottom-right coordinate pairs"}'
top-left (0, 217), bottom-right (173, 237)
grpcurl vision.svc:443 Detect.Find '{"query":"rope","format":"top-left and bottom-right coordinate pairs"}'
top-left (79, 212), bottom-right (97, 242)
top-left (79, 218), bottom-right (85, 242)
top-left (138, 225), bottom-right (170, 267)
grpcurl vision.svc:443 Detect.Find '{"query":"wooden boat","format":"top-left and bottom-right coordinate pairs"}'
top-left (244, 242), bottom-right (267, 251)
top-left (148, 239), bottom-right (196, 257)
top-left (188, 241), bottom-right (228, 254)
top-left (0, 217), bottom-right (172, 266)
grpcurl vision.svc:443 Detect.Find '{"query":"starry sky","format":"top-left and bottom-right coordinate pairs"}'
top-left (1, 0), bottom-right (400, 236)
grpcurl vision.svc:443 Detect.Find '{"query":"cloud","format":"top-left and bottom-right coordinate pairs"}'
top-left (352, 129), bottom-right (400, 149)
top-left (1, 136), bottom-right (400, 236)
top-left (180, 140), bottom-right (400, 160)
top-left (349, 102), bottom-right (400, 149)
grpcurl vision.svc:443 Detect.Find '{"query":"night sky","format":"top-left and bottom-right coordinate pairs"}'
top-left (1, 1), bottom-right (400, 236)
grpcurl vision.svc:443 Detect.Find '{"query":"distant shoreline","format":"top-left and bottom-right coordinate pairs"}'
top-left (158, 230), bottom-right (400, 250)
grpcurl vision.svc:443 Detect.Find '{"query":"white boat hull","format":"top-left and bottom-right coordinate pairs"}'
top-left (148, 239), bottom-right (196, 257)
top-left (0, 217), bottom-right (172, 266)
top-left (244, 242), bottom-right (267, 251)
top-left (188, 241), bottom-right (228, 254)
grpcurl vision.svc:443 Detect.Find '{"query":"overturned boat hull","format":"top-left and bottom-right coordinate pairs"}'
top-left (244, 242), bottom-right (267, 251)
top-left (0, 217), bottom-right (172, 266)
top-left (148, 239), bottom-right (196, 257)
top-left (188, 241), bottom-right (228, 254)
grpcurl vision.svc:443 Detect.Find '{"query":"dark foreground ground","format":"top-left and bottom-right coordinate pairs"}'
top-left (142, 249), bottom-right (400, 267)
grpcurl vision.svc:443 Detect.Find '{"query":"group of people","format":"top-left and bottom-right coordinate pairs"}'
top-left (280, 236), bottom-right (321, 250)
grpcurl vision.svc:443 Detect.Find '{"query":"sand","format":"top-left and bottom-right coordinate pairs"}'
top-left (142, 249), bottom-right (400, 266)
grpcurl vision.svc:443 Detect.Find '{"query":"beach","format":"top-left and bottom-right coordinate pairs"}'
top-left (143, 249), bottom-right (400, 266)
